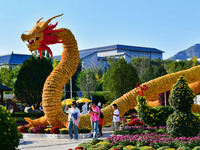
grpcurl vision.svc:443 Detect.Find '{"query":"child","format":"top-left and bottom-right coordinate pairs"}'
top-left (111, 104), bottom-right (120, 131)
top-left (98, 111), bottom-right (104, 136)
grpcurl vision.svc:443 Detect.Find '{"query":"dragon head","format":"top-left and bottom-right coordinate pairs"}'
top-left (21, 14), bottom-right (64, 58)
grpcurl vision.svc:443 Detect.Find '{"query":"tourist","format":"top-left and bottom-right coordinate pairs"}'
top-left (88, 101), bottom-right (100, 139)
top-left (65, 101), bottom-right (80, 141)
top-left (77, 102), bottom-right (82, 111)
top-left (98, 110), bottom-right (104, 137)
top-left (111, 104), bottom-right (120, 131)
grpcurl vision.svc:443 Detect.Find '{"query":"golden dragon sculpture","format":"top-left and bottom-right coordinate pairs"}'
top-left (21, 14), bottom-right (200, 128)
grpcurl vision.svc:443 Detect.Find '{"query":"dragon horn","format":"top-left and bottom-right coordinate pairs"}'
top-left (36, 17), bottom-right (43, 23)
top-left (41, 14), bottom-right (63, 30)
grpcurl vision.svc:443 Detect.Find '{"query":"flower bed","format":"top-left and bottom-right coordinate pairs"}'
top-left (114, 126), bottom-right (166, 135)
top-left (18, 125), bottom-right (91, 134)
top-left (75, 134), bottom-right (200, 150)
top-left (107, 133), bottom-right (200, 149)
top-left (71, 126), bottom-right (200, 150)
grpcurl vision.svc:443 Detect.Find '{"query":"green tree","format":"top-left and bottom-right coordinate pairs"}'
top-left (130, 57), bottom-right (151, 79)
top-left (131, 58), bottom-right (167, 83)
top-left (167, 60), bottom-right (197, 73)
top-left (65, 59), bottom-right (82, 98)
top-left (76, 67), bottom-right (97, 98)
top-left (192, 56), bottom-right (199, 66)
top-left (103, 58), bottom-right (139, 102)
top-left (52, 58), bottom-right (59, 69)
top-left (0, 65), bottom-right (14, 92)
top-left (14, 56), bottom-right (52, 108)
top-left (12, 65), bottom-right (22, 90)
top-left (140, 62), bottom-right (167, 83)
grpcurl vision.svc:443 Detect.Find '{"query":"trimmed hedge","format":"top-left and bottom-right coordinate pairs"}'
top-left (11, 112), bottom-right (44, 118)
top-left (137, 95), bottom-right (200, 128)
top-left (137, 96), bottom-right (174, 127)
top-left (167, 77), bottom-right (199, 137)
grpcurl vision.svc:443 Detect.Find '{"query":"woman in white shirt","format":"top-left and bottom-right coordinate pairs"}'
top-left (111, 104), bottom-right (120, 131)
top-left (65, 101), bottom-right (80, 140)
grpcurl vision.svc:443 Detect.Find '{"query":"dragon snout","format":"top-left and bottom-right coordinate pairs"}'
top-left (21, 34), bottom-right (29, 42)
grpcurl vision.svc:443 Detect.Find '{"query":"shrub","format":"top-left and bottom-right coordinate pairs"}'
top-left (78, 127), bottom-right (91, 133)
top-left (0, 105), bottom-right (22, 150)
top-left (50, 127), bottom-right (60, 134)
top-left (78, 143), bottom-right (93, 148)
top-left (109, 145), bottom-right (124, 150)
top-left (94, 141), bottom-right (112, 150)
top-left (177, 147), bottom-right (190, 150)
top-left (193, 146), bottom-right (200, 150)
top-left (18, 126), bottom-right (29, 133)
top-left (33, 125), bottom-right (46, 133)
top-left (28, 127), bottom-right (34, 133)
top-left (44, 128), bottom-right (51, 134)
top-left (156, 128), bottom-right (166, 134)
top-left (11, 112), bottom-right (44, 118)
top-left (157, 146), bottom-right (171, 150)
top-left (78, 139), bottom-right (102, 149)
top-left (167, 111), bottom-right (199, 137)
top-left (123, 145), bottom-right (139, 150)
top-left (167, 77), bottom-right (200, 137)
top-left (59, 128), bottom-right (68, 134)
top-left (139, 146), bottom-right (155, 150)
top-left (169, 77), bottom-right (194, 111)
top-left (137, 96), bottom-right (174, 126)
top-left (91, 92), bottom-right (107, 105)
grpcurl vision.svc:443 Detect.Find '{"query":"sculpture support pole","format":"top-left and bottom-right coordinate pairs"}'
top-left (164, 92), bottom-right (167, 107)
top-left (70, 78), bottom-right (72, 108)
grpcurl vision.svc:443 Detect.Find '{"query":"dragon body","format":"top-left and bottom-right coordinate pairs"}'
top-left (21, 14), bottom-right (200, 128)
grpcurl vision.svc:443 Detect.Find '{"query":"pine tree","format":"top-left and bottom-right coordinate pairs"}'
top-left (167, 77), bottom-right (199, 137)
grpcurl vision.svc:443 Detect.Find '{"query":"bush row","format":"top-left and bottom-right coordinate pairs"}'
top-left (11, 112), bottom-right (44, 118)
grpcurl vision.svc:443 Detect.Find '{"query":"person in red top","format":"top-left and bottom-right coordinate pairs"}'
top-left (98, 111), bottom-right (104, 137)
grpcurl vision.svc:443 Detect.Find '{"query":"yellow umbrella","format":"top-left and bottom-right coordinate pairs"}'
top-left (76, 98), bottom-right (91, 103)
top-left (61, 99), bottom-right (75, 105)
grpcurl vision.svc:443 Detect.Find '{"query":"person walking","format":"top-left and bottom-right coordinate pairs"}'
top-left (89, 101), bottom-right (100, 139)
top-left (98, 110), bottom-right (104, 137)
top-left (111, 104), bottom-right (120, 131)
top-left (65, 101), bottom-right (80, 141)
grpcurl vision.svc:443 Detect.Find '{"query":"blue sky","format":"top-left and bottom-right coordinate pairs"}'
top-left (0, 0), bottom-right (200, 59)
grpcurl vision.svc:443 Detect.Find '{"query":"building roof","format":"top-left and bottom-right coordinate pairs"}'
top-left (0, 52), bottom-right (31, 65)
top-left (54, 44), bottom-right (164, 60)
top-left (0, 83), bottom-right (12, 91)
top-left (79, 44), bottom-right (164, 59)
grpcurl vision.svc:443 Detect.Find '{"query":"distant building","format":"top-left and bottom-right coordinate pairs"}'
top-left (55, 44), bottom-right (164, 69)
top-left (1, 44), bottom-right (164, 69)
top-left (187, 58), bottom-right (200, 62)
top-left (0, 52), bottom-right (31, 68)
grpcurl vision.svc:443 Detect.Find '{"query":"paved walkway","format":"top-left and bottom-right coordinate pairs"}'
top-left (18, 131), bottom-right (112, 150)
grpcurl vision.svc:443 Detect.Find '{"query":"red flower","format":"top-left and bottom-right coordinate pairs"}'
top-left (50, 127), bottom-right (60, 134)
top-left (127, 118), bottom-right (145, 126)
top-left (75, 147), bottom-right (84, 150)
top-left (18, 126), bottom-right (29, 133)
